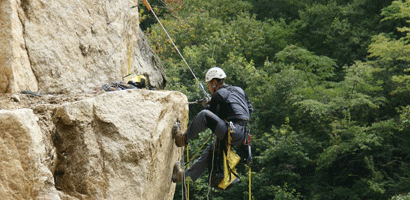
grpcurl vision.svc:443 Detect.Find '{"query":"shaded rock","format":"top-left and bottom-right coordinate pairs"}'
top-left (53, 89), bottom-right (187, 199)
top-left (11, 94), bottom-right (20, 102)
top-left (0, 109), bottom-right (59, 199)
top-left (134, 28), bottom-right (167, 89)
top-left (0, 90), bottom-right (188, 199)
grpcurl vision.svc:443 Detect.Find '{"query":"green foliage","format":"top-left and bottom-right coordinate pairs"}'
top-left (256, 123), bottom-right (314, 186)
top-left (275, 45), bottom-right (336, 80)
top-left (272, 184), bottom-right (301, 200)
top-left (391, 193), bottom-right (410, 200)
top-left (367, 0), bottom-right (410, 119)
top-left (143, 0), bottom-right (410, 199)
top-left (292, 0), bottom-right (395, 75)
top-left (245, 0), bottom-right (317, 22)
top-left (398, 105), bottom-right (410, 131)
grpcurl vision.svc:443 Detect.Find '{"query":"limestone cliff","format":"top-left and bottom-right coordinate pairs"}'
top-left (0, 90), bottom-right (188, 199)
top-left (0, 0), bottom-right (186, 199)
top-left (0, 0), bottom-right (165, 93)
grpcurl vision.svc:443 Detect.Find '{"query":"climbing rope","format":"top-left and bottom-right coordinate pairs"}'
top-left (207, 137), bottom-right (217, 200)
top-left (182, 147), bottom-right (185, 199)
top-left (141, 0), bottom-right (209, 98)
top-left (179, 134), bottom-right (213, 200)
top-left (141, 1), bottom-right (254, 199)
top-left (184, 134), bottom-right (213, 167)
top-left (249, 166), bottom-right (252, 200)
top-left (126, 39), bottom-right (132, 82)
top-left (186, 145), bottom-right (190, 200)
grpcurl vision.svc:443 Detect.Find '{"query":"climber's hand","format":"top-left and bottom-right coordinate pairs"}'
top-left (201, 96), bottom-right (211, 108)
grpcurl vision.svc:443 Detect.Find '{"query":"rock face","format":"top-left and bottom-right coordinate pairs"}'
top-left (0, 0), bottom-right (165, 93)
top-left (0, 1), bottom-right (180, 199)
top-left (0, 0), bottom-right (38, 93)
top-left (0, 89), bottom-right (188, 199)
top-left (0, 109), bottom-right (59, 200)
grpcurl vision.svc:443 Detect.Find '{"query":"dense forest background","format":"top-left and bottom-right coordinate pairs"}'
top-left (140, 0), bottom-right (410, 199)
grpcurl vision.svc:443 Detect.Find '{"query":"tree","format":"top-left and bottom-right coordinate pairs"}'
top-left (292, 0), bottom-right (395, 78)
top-left (245, 0), bottom-right (318, 22)
top-left (368, 0), bottom-right (410, 111)
top-left (141, 0), bottom-right (410, 199)
top-left (250, 47), bottom-right (387, 199)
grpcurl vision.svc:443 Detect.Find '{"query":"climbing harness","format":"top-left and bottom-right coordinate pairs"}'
top-left (179, 122), bottom-right (252, 199)
top-left (207, 121), bottom-right (241, 191)
top-left (141, 0), bottom-right (209, 99)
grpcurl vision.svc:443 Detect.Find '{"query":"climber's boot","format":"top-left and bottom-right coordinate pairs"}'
top-left (172, 121), bottom-right (186, 147)
top-left (172, 161), bottom-right (184, 183)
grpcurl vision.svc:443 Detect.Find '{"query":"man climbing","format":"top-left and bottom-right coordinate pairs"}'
top-left (171, 67), bottom-right (253, 184)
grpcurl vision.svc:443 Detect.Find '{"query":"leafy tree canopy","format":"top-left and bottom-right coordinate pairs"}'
top-left (141, 0), bottom-right (410, 199)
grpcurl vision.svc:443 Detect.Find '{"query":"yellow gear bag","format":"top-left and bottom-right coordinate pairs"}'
top-left (129, 75), bottom-right (147, 89)
top-left (217, 149), bottom-right (241, 190)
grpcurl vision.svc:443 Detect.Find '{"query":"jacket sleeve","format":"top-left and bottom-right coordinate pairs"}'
top-left (208, 93), bottom-right (219, 114)
top-left (208, 88), bottom-right (228, 116)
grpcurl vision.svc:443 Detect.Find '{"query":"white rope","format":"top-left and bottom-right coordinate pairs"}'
top-left (148, 7), bottom-right (206, 95)
top-left (207, 139), bottom-right (217, 200)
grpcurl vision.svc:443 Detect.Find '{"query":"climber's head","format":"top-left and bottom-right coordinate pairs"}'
top-left (205, 67), bottom-right (226, 94)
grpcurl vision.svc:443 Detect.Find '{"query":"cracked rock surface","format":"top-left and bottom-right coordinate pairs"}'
top-left (0, 89), bottom-right (188, 200)
top-left (0, 0), bottom-right (165, 94)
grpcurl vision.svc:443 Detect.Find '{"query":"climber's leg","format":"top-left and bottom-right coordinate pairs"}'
top-left (172, 110), bottom-right (227, 147)
top-left (185, 142), bottom-right (215, 182)
top-left (185, 110), bottom-right (227, 141)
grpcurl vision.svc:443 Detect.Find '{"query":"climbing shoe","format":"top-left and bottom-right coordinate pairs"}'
top-left (172, 121), bottom-right (186, 147)
top-left (172, 161), bottom-right (184, 183)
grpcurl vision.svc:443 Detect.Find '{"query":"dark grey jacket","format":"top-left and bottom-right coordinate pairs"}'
top-left (209, 84), bottom-right (253, 122)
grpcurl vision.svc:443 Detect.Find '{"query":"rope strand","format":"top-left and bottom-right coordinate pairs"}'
top-left (207, 138), bottom-right (217, 200)
top-left (145, 1), bottom-right (209, 97)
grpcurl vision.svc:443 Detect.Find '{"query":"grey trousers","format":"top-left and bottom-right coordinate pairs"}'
top-left (184, 110), bottom-right (246, 182)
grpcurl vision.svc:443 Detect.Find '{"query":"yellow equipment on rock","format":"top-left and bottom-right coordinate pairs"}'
top-left (128, 75), bottom-right (147, 89)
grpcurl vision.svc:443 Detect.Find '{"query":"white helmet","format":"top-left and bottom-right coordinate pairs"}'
top-left (205, 67), bottom-right (226, 82)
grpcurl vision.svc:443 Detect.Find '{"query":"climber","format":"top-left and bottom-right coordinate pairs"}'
top-left (171, 67), bottom-right (253, 184)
